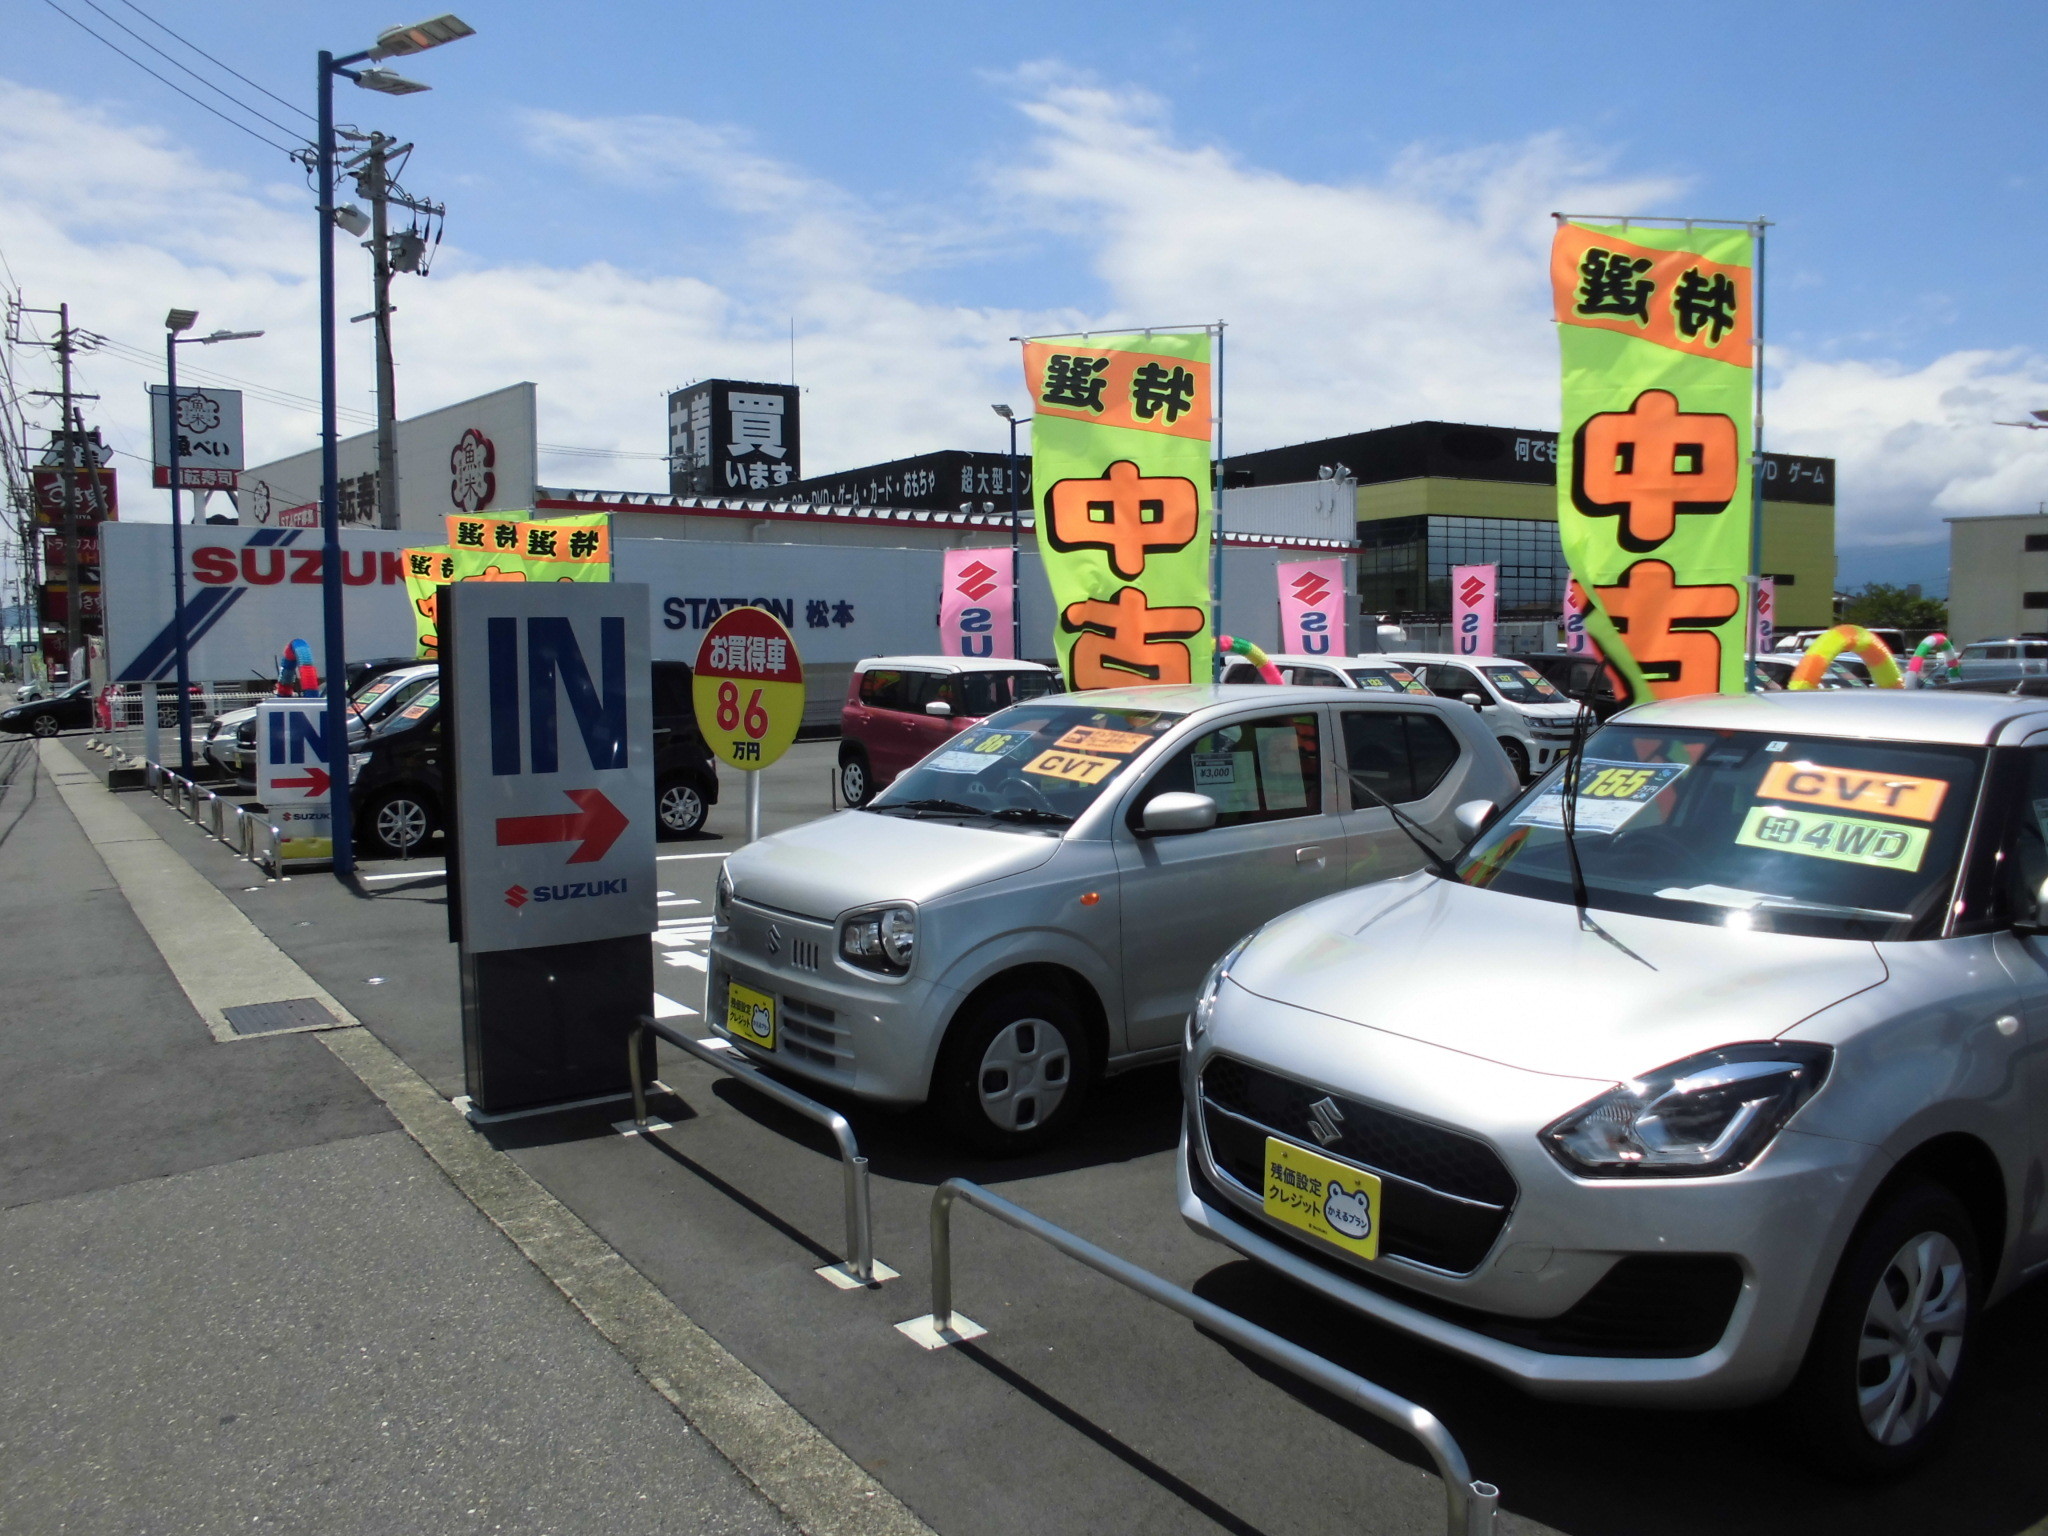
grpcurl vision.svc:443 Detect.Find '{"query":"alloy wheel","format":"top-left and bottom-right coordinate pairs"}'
top-left (976, 1017), bottom-right (1072, 1133)
top-left (377, 797), bottom-right (430, 852)
top-left (1857, 1230), bottom-right (1968, 1446)
top-left (659, 783), bottom-right (705, 835)
top-left (31, 715), bottom-right (60, 737)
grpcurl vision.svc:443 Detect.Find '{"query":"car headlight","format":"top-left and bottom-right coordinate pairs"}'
top-left (714, 867), bottom-right (733, 926)
top-left (1188, 928), bottom-right (1260, 1050)
top-left (1542, 1042), bottom-right (1832, 1178)
top-left (839, 903), bottom-right (915, 975)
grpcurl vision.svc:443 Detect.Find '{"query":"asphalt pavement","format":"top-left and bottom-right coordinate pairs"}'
top-left (25, 734), bottom-right (2048, 1536)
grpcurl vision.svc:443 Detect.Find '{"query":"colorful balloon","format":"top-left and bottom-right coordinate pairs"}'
top-left (1218, 634), bottom-right (1284, 685)
top-left (1789, 624), bottom-right (1902, 690)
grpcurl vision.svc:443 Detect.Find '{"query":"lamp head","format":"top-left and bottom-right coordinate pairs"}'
top-left (165, 309), bottom-right (199, 334)
top-left (332, 204), bottom-right (372, 238)
top-left (992, 403), bottom-right (1014, 420)
top-left (354, 68), bottom-right (431, 95)
top-left (199, 330), bottom-right (265, 345)
top-left (370, 13), bottom-right (475, 58)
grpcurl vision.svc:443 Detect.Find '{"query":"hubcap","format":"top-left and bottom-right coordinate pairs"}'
top-left (377, 799), bottom-right (429, 851)
top-left (841, 761), bottom-right (866, 802)
top-left (976, 1017), bottom-right (1071, 1133)
top-left (1857, 1230), bottom-right (1968, 1446)
top-left (32, 715), bottom-right (58, 736)
top-left (660, 784), bottom-right (703, 832)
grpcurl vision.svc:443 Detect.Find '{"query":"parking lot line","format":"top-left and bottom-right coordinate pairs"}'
top-left (657, 851), bottom-right (730, 861)
top-left (360, 867), bottom-right (445, 883)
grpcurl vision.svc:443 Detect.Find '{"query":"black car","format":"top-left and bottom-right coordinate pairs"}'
top-left (1508, 652), bottom-right (1628, 720)
top-left (346, 660), bottom-right (721, 857)
top-left (0, 680), bottom-right (94, 737)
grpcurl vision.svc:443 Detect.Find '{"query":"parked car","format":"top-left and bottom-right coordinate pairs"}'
top-left (1774, 627), bottom-right (1908, 658)
top-left (1381, 652), bottom-right (1583, 780)
top-left (1220, 653), bottom-right (1432, 696)
top-left (344, 660), bottom-right (720, 856)
top-left (1181, 688), bottom-right (2048, 1473)
top-left (1748, 653), bottom-right (1867, 692)
top-left (1955, 638), bottom-right (2048, 687)
top-left (1508, 652), bottom-right (1629, 720)
top-left (220, 663), bottom-right (439, 781)
top-left (837, 656), bottom-right (1062, 807)
top-left (710, 684), bottom-right (1519, 1152)
top-left (0, 680), bottom-right (93, 737)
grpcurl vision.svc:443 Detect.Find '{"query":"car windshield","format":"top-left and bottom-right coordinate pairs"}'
top-left (1457, 725), bottom-right (1985, 940)
top-left (868, 702), bottom-right (1183, 828)
top-left (371, 680), bottom-right (440, 735)
top-left (351, 670), bottom-right (426, 718)
top-left (1480, 665), bottom-right (1563, 704)
top-left (359, 673), bottom-right (436, 724)
top-left (946, 668), bottom-right (1063, 717)
top-left (1346, 666), bottom-right (1428, 694)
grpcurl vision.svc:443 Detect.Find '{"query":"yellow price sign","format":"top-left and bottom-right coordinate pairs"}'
top-left (692, 606), bottom-right (804, 771)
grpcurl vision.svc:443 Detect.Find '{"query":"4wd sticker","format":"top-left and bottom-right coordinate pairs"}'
top-left (1734, 805), bottom-right (1930, 872)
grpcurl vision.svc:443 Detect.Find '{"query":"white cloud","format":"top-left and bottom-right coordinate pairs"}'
top-left (5, 67), bottom-right (2046, 573)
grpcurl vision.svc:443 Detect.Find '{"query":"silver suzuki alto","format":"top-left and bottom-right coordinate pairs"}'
top-left (1182, 688), bottom-right (2048, 1473)
top-left (709, 685), bottom-right (1517, 1152)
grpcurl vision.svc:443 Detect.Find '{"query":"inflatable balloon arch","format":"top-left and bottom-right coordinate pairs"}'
top-left (277, 638), bottom-right (319, 696)
top-left (1787, 624), bottom-right (1905, 690)
top-left (1217, 635), bottom-right (1283, 685)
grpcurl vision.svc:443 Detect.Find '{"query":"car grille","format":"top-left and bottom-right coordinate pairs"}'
top-left (779, 995), bottom-right (849, 1073)
top-left (1200, 1056), bottom-right (1516, 1275)
top-left (1187, 1150), bottom-right (1740, 1357)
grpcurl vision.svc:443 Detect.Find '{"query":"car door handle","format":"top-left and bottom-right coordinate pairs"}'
top-left (1295, 845), bottom-right (1326, 869)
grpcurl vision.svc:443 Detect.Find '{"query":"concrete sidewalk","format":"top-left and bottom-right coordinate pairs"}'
top-left (0, 737), bottom-right (795, 1536)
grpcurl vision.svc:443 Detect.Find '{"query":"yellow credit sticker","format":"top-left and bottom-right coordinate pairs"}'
top-left (725, 981), bottom-right (776, 1049)
top-left (1756, 761), bottom-right (1949, 823)
top-left (1262, 1137), bottom-right (1382, 1261)
top-left (1024, 749), bottom-right (1121, 785)
top-left (1734, 805), bottom-right (1930, 872)
top-left (1055, 725), bottom-right (1152, 756)
top-left (969, 731), bottom-right (1025, 755)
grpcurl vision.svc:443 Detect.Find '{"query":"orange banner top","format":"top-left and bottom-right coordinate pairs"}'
top-left (1550, 223), bottom-right (1753, 367)
top-left (1024, 341), bottom-right (1213, 440)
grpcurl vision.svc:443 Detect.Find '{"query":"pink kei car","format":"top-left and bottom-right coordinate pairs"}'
top-left (837, 656), bottom-right (1061, 806)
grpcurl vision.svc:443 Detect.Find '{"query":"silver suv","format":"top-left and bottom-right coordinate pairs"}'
top-left (1182, 688), bottom-right (2048, 1472)
top-left (709, 685), bottom-right (1517, 1152)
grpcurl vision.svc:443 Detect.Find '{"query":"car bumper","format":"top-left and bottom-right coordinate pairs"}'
top-left (1181, 1009), bottom-right (1878, 1407)
top-left (706, 903), bottom-right (955, 1104)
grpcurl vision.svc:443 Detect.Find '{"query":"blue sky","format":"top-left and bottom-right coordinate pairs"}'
top-left (8, 0), bottom-right (2048, 594)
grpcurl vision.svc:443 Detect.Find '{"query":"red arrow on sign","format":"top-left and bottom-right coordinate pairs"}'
top-left (274, 767), bottom-right (331, 797)
top-left (495, 788), bottom-right (629, 864)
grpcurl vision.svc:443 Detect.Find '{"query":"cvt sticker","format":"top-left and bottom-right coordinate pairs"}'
top-left (1756, 761), bottom-right (1949, 823)
top-left (1023, 749), bottom-right (1121, 785)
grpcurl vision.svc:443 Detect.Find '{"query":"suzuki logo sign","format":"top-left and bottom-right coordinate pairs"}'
top-left (1458, 574), bottom-right (1488, 607)
top-left (955, 561), bottom-right (999, 602)
top-left (1290, 571), bottom-right (1331, 608)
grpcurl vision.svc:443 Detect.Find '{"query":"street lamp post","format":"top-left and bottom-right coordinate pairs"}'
top-left (316, 13), bottom-right (473, 877)
top-left (992, 404), bottom-right (1029, 661)
top-left (164, 311), bottom-right (263, 773)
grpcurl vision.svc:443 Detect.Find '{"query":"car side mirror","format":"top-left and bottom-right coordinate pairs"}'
top-left (1461, 692), bottom-right (1486, 710)
top-left (2013, 873), bottom-right (2048, 936)
top-left (1138, 792), bottom-right (1218, 836)
top-left (924, 700), bottom-right (953, 718)
top-left (1453, 799), bottom-right (1497, 840)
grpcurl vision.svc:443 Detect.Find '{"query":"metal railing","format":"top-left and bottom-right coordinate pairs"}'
top-left (146, 760), bottom-right (282, 876)
top-left (902, 1178), bottom-right (1498, 1536)
top-left (629, 1014), bottom-right (878, 1285)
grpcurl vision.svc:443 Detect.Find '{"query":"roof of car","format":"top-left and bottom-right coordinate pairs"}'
top-left (1621, 687), bottom-right (2048, 745)
top-left (1033, 683), bottom-right (1455, 712)
top-left (1383, 651), bottom-right (1541, 668)
top-left (853, 655), bottom-right (1056, 674)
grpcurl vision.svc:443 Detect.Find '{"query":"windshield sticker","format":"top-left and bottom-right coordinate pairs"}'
top-left (1764, 740), bottom-right (1788, 753)
top-left (1756, 761), bottom-right (1949, 823)
top-left (1056, 725), bottom-right (1152, 756)
top-left (1514, 758), bottom-right (1689, 834)
top-left (925, 750), bottom-right (996, 775)
top-left (1735, 805), bottom-right (1930, 873)
top-left (1351, 675), bottom-right (1394, 691)
top-left (1191, 751), bottom-right (1237, 788)
top-left (1024, 749), bottom-right (1121, 785)
top-left (959, 729), bottom-right (1026, 756)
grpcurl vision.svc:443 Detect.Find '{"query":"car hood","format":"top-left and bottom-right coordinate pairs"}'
top-left (725, 810), bottom-right (1062, 920)
top-left (1227, 873), bottom-right (1889, 1083)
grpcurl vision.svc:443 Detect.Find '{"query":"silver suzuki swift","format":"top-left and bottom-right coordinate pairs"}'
top-left (1183, 688), bottom-right (2048, 1473)
top-left (709, 684), bottom-right (1517, 1152)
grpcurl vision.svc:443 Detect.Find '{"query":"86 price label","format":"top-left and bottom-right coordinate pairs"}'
top-left (691, 606), bottom-right (804, 771)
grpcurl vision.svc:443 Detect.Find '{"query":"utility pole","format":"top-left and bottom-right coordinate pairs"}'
top-left (344, 131), bottom-right (439, 531)
top-left (56, 305), bottom-right (80, 678)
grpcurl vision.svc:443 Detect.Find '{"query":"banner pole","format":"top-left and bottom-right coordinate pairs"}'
top-left (1746, 219), bottom-right (1769, 694)
top-left (1211, 321), bottom-right (1225, 679)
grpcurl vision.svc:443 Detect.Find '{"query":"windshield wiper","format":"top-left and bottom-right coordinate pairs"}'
top-left (1654, 885), bottom-right (1911, 922)
top-left (1346, 774), bottom-right (1458, 878)
top-left (987, 806), bottom-right (1072, 826)
top-left (868, 797), bottom-right (986, 818)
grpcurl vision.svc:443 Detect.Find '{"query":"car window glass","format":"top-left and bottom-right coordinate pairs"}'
top-left (1221, 662), bottom-right (1267, 684)
top-left (858, 669), bottom-right (910, 710)
top-left (2027, 646), bottom-right (2048, 661)
top-left (1009, 670), bottom-right (1061, 701)
top-left (901, 672), bottom-right (943, 711)
top-left (362, 673), bottom-right (435, 723)
top-left (380, 682), bottom-right (440, 731)
top-left (652, 663), bottom-right (694, 718)
top-left (949, 671), bottom-right (1006, 717)
top-left (1283, 666), bottom-right (1343, 687)
top-left (1144, 712), bottom-right (1322, 827)
top-left (1984, 646), bottom-right (2015, 661)
top-left (1424, 665), bottom-right (1485, 700)
top-left (1480, 665), bottom-right (1561, 703)
top-left (1342, 709), bottom-right (1461, 806)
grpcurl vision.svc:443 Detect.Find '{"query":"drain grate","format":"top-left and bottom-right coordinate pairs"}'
top-left (221, 997), bottom-right (341, 1037)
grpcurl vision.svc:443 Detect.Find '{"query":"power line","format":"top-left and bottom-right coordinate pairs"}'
top-left (36, 0), bottom-right (305, 159)
top-left (68, 0), bottom-right (307, 140)
top-left (109, 0), bottom-right (315, 124)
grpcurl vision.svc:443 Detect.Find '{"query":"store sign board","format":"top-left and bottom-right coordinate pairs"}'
top-left (255, 699), bottom-right (334, 864)
top-left (150, 384), bottom-right (244, 485)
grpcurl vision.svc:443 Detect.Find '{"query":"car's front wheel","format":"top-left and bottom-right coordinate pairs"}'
top-left (361, 786), bottom-right (438, 858)
top-left (932, 987), bottom-right (1093, 1155)
top-left (1501, 738), bottom-right (1528, 780)
top-left (30, 713), bottom-right (60, 737)
top-left (1787, 1179), bottom-right (1978, 1476)
top-left (656, 778), bottom-right (708, 838)
top-left (838, 749), bottom-right (873, 808)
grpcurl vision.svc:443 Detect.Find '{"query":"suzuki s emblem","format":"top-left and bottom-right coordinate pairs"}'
top-left (766, 922), bottom-right (782, 955)
top-left (1307, 1096), bottom-right (1345, 1147)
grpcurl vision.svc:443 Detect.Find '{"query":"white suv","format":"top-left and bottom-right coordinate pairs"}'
top-left (1383, 652), bottom-right (1581, 780)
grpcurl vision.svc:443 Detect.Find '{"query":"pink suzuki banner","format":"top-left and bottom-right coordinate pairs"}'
top-left (1751, 576), bottom-right (1775, 657)
top-left (1276, 558), bottom-right (1346, 657)
top-left (1451, 563), bottom-right (1497, 657)
top-left (939, 547), bottom-right (1015, 659)
top-left (1562, 576), bottom-right (1594, 657)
